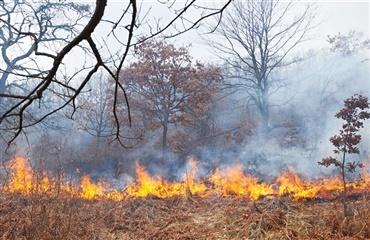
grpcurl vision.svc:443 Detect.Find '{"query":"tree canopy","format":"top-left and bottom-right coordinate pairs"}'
top-left (0, 0), bottom-right (231, 146)
top-left (206, 0), bottom-right (316, 136)
top-left (115, 38), bottom-right (223, 151)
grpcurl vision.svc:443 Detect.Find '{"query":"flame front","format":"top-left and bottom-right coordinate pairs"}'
top-left (125, 160), bottom-right (207, 198)
top-left (210, 164), bottom-right (273, 200)
top-left (5, 157), bottom-right (51, 195)
top-left (276, 166), bottom-right (322, 199)
top-left (5, 157), bottom-right (33, 194)
top-left (80, 175), bottom-right (103, 200)
top-left (3, 157), bottom-right (370, 201)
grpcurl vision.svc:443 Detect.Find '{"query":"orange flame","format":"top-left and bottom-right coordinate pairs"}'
top-left (125, 160), bottom-right (207, 198)
top-left (80, 175), bottom-right (103, 200)
top-left (3, 156), bottom-right (370, 201)
top-left (5, 157), bottom-right (51, 195)
top-left (182, 158), bottom-right (207, 196)
top-left (276, 167), bottom-right (322, 199)
top-left (5, 157), bottom-right (33, 194)
top-left (210, 163), bottom-right (273, 200)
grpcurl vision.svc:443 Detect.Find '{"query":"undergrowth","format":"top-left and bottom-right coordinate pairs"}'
top-left (1, 192), bottom-right (370, 239)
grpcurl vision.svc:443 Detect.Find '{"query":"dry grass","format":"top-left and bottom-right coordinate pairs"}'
top-left (1, 192), bottom-right (370, 240)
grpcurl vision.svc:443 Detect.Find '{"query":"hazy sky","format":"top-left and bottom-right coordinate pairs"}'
top-left (318, 2), bottom-right (369, 38)
top-left (293, 1), bottom-right (370, 55)
top-left (193, 1), bottom-right (370, 60)
top-left (104, 1), bottom-right (368, 61)
top-left (52, 1), bottom-right (370, 76)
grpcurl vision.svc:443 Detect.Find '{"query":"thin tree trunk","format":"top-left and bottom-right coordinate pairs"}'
top-left (0, 73), bottom-right (9, 114)
top-left (160, 124), bottom-right (168, 168)
top-left (162, 124), bottom-right (168, 152)
top-left (342, 151), bottom-right (347, 217)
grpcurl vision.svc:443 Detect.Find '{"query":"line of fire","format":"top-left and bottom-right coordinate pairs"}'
top-left (3, 156), bottom-right (370, 202)
top-left (1, 0), bottom-right (370, 239)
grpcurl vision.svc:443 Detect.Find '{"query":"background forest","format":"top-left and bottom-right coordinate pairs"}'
top-left (0, 0), bottom-right (369, 186)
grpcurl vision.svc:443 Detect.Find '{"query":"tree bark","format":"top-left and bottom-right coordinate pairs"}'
top-left (162, 124), bottom-right (168, 152)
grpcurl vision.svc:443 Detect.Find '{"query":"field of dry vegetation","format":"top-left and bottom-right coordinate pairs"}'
top-left (1, 192), bottom-right (370, 240)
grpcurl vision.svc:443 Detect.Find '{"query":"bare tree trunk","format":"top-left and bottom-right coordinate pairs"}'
top-left (1, 0), bottom-right (232, 145)
top-left (0, 75), bottom-right (7, 95)
top-left (162, 124), bottom-right (168, 152)
top-left (206, 0), bottom-right (316, 139)
top-left (0, 75), bottom-right (7, 114)
top-left (341, 151), bottom-right (348, 217)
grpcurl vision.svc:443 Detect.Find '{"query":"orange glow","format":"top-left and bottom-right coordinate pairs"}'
top-left (80, 175), bottom-right (103, 200)
top-left (3, 156), bottom-right (370, 201)
top-left (276, 167), bottom-right (322, 199)
top-left (5, 157), bottom-right (33, 195)
top-left (5, 157), bottom-right (51, 195)
top-left (125, 160), bottom-right (207, 198)
top-left (182, 158), bottom-right (207, 196)
top-left (210, 163), bottom-right (273, 200)
top-left (125, 163), bottom-right (167, 198)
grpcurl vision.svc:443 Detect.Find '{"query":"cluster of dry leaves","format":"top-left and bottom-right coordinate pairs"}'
top-left (1, 192), bottom-right (370, 240)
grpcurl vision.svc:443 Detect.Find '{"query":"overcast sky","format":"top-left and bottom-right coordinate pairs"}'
top-left (105, 1), bottom-right (369, 61)
top-left (317, 1), bottom-right (369, 39)
top-left (65, 1), bottom-right (370, 73)
top-left (190, 1), bottom-right (370, 60)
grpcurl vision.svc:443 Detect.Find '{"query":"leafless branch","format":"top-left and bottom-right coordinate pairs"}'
top-left (0, 0), bottom-right (231, 146)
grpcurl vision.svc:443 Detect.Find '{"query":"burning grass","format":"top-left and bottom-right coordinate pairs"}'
top-left (3, 157), bottom-right (370, 201)
top-left (1, 193), bottom-right (370, 239)
top-left (1, 156), bottom-right (370, 239)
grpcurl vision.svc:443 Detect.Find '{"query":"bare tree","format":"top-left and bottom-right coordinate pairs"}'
top-left (0, 0), bottom-right (231, 147)
top-left (206, 0), bottom-right (316, 136)
top-left (78, 71), bottom-right (112, 143)
top-left (0, 1), bottom-right (90, 105)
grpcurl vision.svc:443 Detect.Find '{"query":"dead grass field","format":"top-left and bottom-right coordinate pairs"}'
top-left (1, 192), bottom-right (370, 240)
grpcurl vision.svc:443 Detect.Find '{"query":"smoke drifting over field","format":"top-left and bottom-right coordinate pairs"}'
top-left (1, 51), bottom-right (369, 190)
top-left (1, 25), bottom-right (369, 188)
